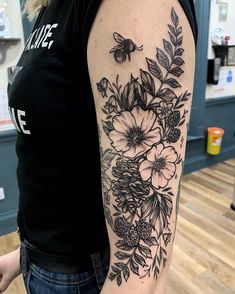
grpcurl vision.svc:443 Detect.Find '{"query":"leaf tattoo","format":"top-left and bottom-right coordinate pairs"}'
top-left (97, 7), bottom-right (190, 285)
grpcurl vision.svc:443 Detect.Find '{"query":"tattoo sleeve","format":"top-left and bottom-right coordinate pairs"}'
top-left (90, 5), bottom-right (194, 288)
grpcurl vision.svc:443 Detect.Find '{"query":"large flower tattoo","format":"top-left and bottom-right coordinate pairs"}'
top-left (139, 144), bottom-right (178, 189)
top-left (109, 106), bottom-right (161, 158)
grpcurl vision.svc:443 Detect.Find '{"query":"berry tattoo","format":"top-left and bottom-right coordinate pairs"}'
top-left (97, 8), bottom-right (190, 286)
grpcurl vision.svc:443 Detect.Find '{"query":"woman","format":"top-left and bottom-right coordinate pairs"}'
top-left (0, 0), bottom-right (197, 293)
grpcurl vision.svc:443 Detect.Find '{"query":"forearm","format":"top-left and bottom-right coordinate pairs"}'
top-left (101, 175), bottom-right (178, 294)
top-left (9, 247), bottom-right (21, 277)
top-left (101, 256), bottom-right (171, 294)
top-left (0, 246), bottom-right (21, 293)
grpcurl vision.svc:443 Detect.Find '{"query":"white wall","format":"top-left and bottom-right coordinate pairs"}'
top-left (0, 0), bottom-right (25, 130)
top-left (208, 0), bottom-right (235, 58)
top-left (206, 0), bottom-right (235, 99)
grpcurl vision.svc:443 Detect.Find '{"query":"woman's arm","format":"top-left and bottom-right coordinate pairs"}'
top-left (88, 0), bottom-right (196, 293)
top-left (0, 247), bottom-right (21, 293)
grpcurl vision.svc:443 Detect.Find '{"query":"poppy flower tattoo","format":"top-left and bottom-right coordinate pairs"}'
top-left (139, 144), bottom-right (177, 189)
top-left (109, 106), bottom-right (161, 158)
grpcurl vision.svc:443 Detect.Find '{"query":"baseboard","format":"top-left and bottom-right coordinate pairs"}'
top-left (0, 210), bottom-right (17, 236)
top-left (184, 144), bottom-right (235, 174)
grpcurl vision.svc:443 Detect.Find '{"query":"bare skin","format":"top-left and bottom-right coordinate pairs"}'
top-left (88, 0), bottom-right (195, 293)
top-left (0, 247), bottom-right (21, 293)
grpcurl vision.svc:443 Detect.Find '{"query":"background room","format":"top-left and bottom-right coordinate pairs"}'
top-left (0, 0), bottom-right (235, 293)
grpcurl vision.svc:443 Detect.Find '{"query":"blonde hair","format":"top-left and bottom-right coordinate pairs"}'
top-left (24, 0), bottom-right (52, 19)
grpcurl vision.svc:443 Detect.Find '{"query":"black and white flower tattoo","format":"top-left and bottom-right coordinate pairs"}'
top-left (109, 106), bottom-right (161, 158)
top-left (139, 144), bottom-right (177, 189)
top-left (97, 8), bottom-right (190, 286)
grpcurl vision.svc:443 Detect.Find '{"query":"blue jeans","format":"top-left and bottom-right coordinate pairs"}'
top-left (20, 242), bottom-right (109, 294)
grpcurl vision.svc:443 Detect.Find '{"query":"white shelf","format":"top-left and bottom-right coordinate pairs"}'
top-left (0, 37), bottom-right (21, 65)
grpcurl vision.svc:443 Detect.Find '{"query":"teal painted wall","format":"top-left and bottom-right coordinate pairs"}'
top-left (0, 131), bottom-right (18, 235)
top-left (185, 0), bottom-right (235, 173)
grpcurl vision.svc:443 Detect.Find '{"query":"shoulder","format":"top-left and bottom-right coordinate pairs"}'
top-left (88, 0), bottom-right (195, 83)
top-left (89, 0), bottom-right (195, 52)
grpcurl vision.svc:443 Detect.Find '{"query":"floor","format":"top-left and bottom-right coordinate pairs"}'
top-left (0, 159), bottom-right (235, 294)
top-left (167, 158), bottom-right (235, 294)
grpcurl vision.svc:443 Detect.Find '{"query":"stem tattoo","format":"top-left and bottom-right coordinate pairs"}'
top-left (97, 8), bottom-right (190, 286)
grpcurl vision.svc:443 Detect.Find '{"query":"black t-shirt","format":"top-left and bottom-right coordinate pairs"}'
top-left (8, 0), bottom-right (197, 257)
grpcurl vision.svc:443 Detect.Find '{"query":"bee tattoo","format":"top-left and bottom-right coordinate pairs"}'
top-left (110, 32), bottom-right (143, 63)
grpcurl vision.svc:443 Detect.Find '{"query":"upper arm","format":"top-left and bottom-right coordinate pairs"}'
top-left (87, 0), bottom-right (195, 292)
